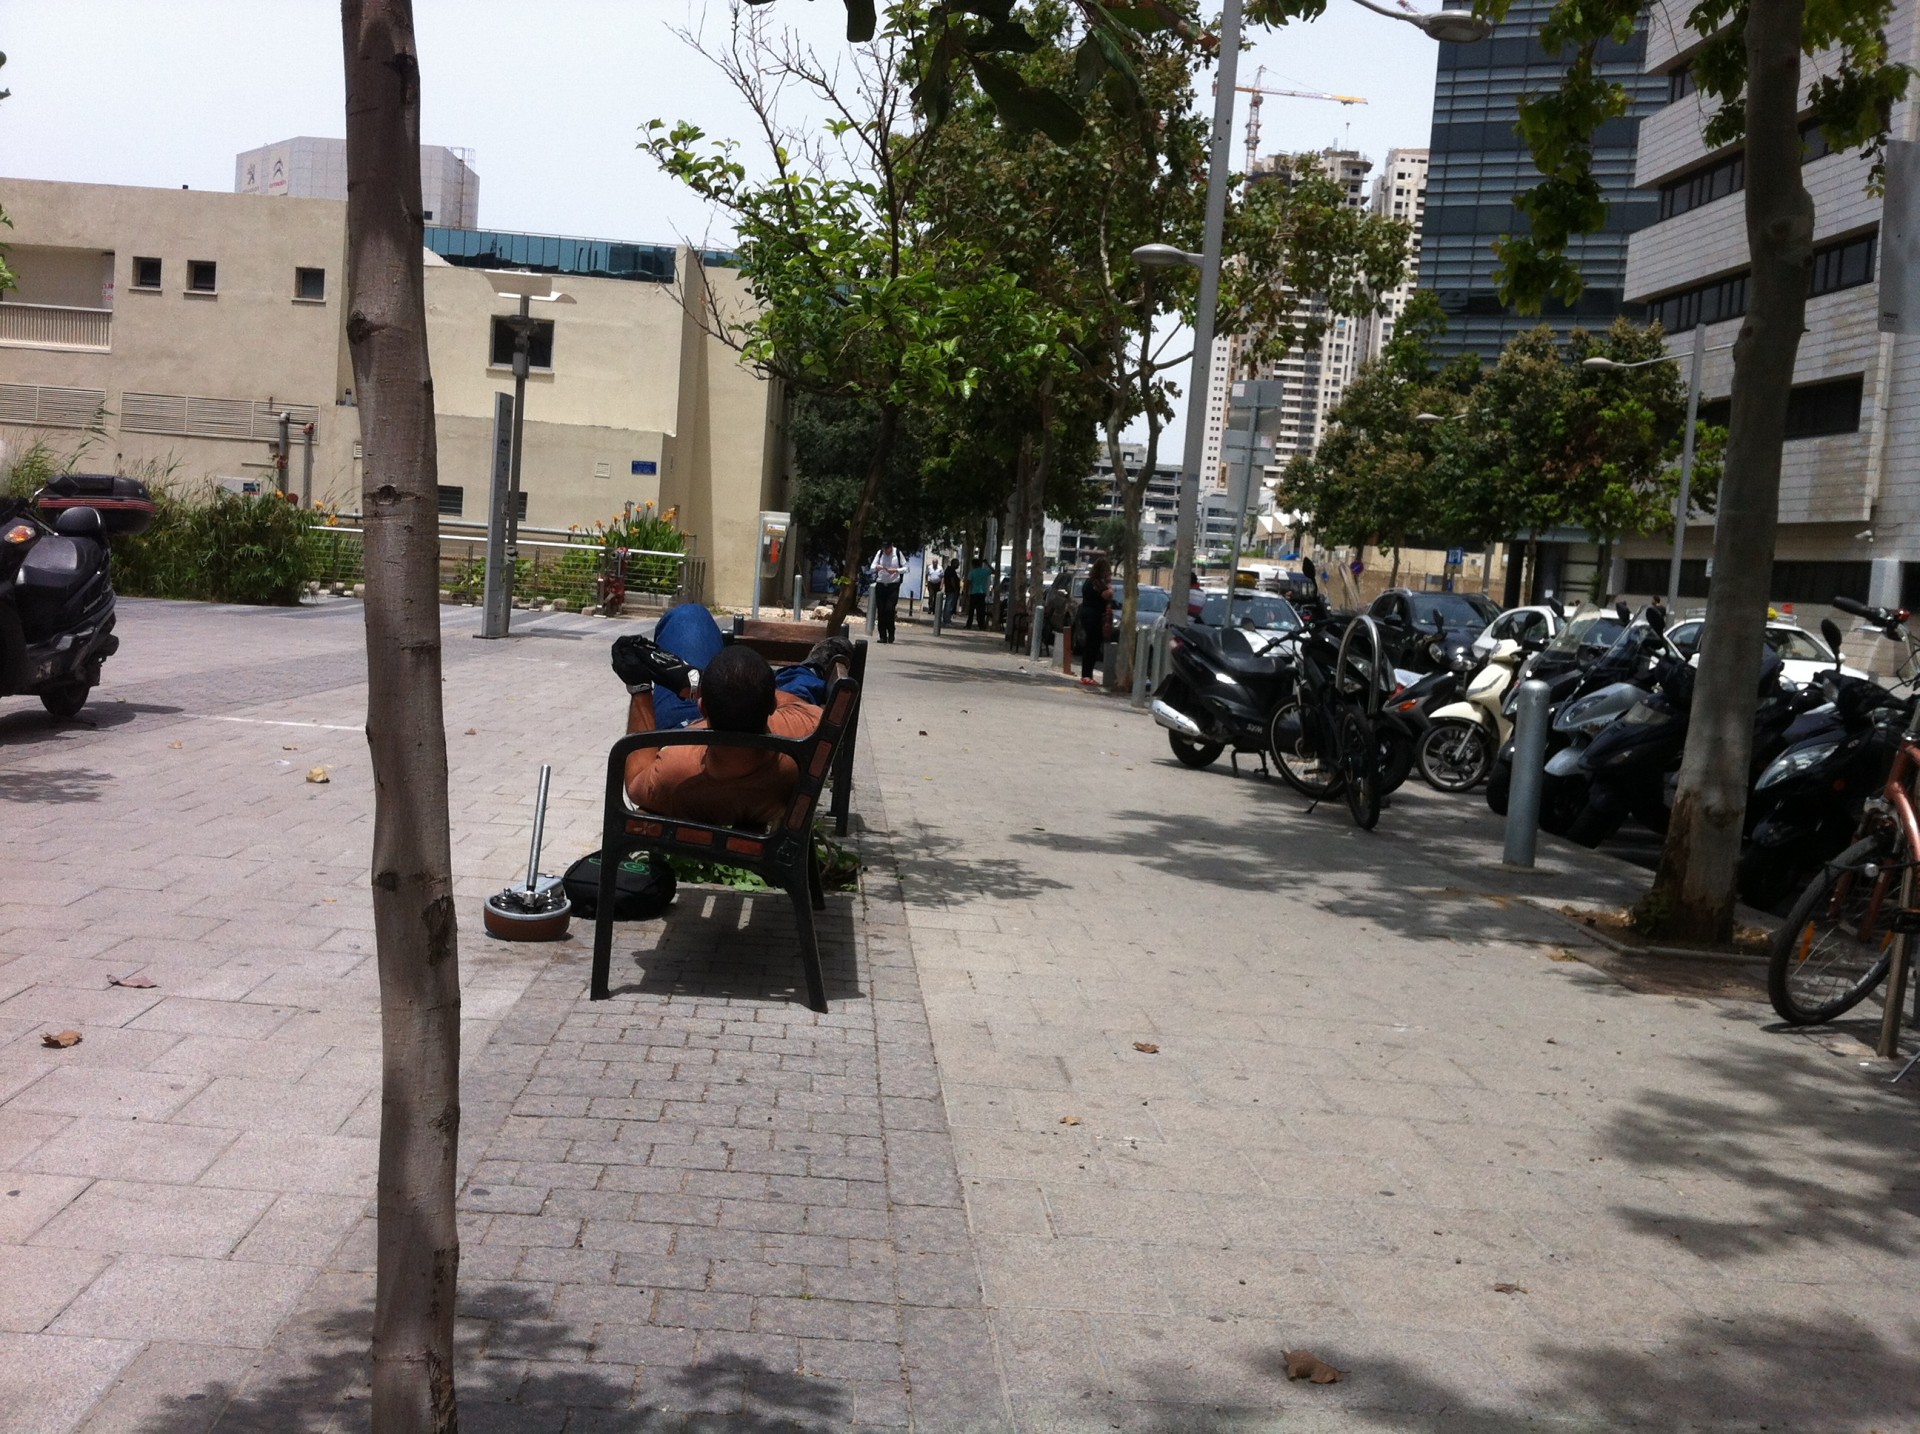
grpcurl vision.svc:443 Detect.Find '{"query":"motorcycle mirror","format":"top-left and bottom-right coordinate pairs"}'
top-left (1645, 606), bottom-right (1666, 634)
top-left (1302, 557), bottom-right (1317, 582)
top-left (1821, 617), bottom-right (1844, 665)
top-left (1547, 597), bottom-right (1564, 619)
top-left (1614, 600), bottom-right (1631, 624)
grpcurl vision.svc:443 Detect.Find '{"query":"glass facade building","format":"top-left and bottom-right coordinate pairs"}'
top-left (1419, 1), bottom-right (1667, 362)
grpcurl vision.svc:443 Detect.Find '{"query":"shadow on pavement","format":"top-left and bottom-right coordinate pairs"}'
top-left (606, 888), bottom-right (865, 1005)
top-left (129, 1287), bottom-right (853, 1432)
top-left (1100, 1311), bottom-right (1920, 1432)
top-left (0, 699), bottom-right (182, 745)
top-left (0, 766), bottom-right (114, 803)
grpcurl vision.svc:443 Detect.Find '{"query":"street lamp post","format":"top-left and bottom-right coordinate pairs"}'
top-left (1132, 1), bottom-right (1488, 627)
top-left (1584, 330), bottom-right (1731, 606)
top-left (479, 271), bottom-right (574, 640)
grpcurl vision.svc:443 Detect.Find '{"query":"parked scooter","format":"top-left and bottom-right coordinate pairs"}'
top-left (1416, 637), bottom-right (1525, 790)
top-left (1380, 667), bottom-right (1463, 789)
top-left (1151, 616), bottom-right (1298, 772)
top-left (0, 473), bottom-right (152, 719)
top-left (1739, 616), bottom-right (1909, 910)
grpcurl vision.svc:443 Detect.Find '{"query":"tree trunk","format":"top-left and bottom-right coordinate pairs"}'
top-left (1642, 0), bottom-right (1812, 942)
top-left (1591, 538), bottom-right (1612, 605)
top-left (1388, 547), bottom-right (1400, 588)
top-left (341, 5), bottom-right (461, 1431)
top-left (827, 403), bottom-right (899, 631)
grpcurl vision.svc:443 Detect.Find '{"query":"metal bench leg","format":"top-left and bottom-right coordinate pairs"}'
top-left (590, 831), bottom-right (625, 1002)
top-left (789, 883), bottom-right (829, 1013)
top-left (807, 841), bottom-right (826, 911)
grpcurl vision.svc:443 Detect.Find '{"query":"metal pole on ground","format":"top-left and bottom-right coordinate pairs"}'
top-left (1503, 679), bottom-right (1551, 868)
top-left (1130, 625), bottom-right (1153, 708)
top-left (792, 573), bottom-right (803, 621)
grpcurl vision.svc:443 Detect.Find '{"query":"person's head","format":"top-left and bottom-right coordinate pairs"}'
top-left (1089, 558), bottom-right (1110, 586)
top-left (700, 644), bottom-right (778, 734)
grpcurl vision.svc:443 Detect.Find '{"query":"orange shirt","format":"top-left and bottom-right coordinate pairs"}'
top-left (624, 691), bottom-right (822, 831)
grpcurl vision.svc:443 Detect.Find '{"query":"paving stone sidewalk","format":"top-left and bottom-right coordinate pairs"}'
top-left (3, 599), bottom-right (1919, 1433)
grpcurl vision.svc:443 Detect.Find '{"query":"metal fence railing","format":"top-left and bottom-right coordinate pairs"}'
top-left (304, 518), bottom-right (699, 613)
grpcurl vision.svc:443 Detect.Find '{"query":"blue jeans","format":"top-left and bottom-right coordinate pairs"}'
top-left (649, 603), bottom-right (827, 729)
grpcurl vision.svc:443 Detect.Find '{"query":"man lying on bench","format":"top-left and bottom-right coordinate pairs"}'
top-left (610, 603), bottom-right (848, 830)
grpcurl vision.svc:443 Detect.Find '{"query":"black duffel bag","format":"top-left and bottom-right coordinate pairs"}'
top-left (562, 850), bottom-right (676, 921)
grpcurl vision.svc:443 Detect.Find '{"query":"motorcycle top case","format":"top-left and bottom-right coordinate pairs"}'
top-left (34, 473), bottom-right (157, 538)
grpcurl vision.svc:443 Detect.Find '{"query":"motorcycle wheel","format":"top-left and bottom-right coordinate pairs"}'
top-left (1339, 708), bottom-right (1381, 830)
top-left (1539, 776), bottom-right (1586, 837)
top-left (1564, 800), bottom-right (1623, 849)
top-left (1270, 699), bottom-right (1342, 800)
top-left (1168, 732), bottom-right (1224, 768)
top-left (1769, 834), bottom-right (1897, 1026)
top-left (1485, 756), bottom-right (1511, 815)
top-left (39, 682), bottom-right (91, 720)
top-left (1379, 728), bottom-right (1415, 796)
top-left (1417, 719), bottom-right (1491, 793)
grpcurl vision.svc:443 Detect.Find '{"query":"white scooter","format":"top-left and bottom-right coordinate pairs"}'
top-left (1415, 638), bottom-right (1526, 791)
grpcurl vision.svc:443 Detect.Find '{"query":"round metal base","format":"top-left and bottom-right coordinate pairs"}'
top-left (483, 891), bottom-right (572, 942)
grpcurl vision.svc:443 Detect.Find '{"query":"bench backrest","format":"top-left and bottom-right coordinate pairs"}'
top-left (779, 677), bottom-right (859, 836)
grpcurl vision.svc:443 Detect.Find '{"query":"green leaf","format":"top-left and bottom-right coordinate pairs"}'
top-left (969, 56), bottom-right (1085, 144)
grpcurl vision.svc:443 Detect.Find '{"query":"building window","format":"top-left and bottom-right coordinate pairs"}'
top-left (1810, 232), bottom-right (1875, 296)
top-left (437, 485), bottom-right (464, 516)
top-left (1696, 375), bottom-right (1865, 440)
top-left (132, 257), bottom-right (162, 290)
top-left (1667, 63), bottom-right (1697, 103)
top-left (187, 260), bottom-right (217, 293)
top-left (1658, 152), bottom-right (1744, 220)
top-left (295, 267), bottom-right (326, 301)
top-left (490, 316), bottom-right (555, 369)
top-left (1624, 558), bottom-right (1709, 598)
top-left (1770, 560), bottom-right (1871, 605)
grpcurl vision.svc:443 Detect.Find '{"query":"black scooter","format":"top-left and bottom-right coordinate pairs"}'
top-left (1151, 616), bottom-right (1298, 772)
top-left (1739, 616), bottom-right (1908, 910)
top-left (1, 474), bottom-right (151, 720)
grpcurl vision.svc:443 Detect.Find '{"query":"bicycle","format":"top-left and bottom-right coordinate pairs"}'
top-left (1769, 597), bottom-right (1920, 1059)
top-left (1269, 613), bottom-right (1392, 830)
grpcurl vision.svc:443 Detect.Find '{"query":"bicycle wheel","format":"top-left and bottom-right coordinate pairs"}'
top-left (1339, 707), bottom-right (1381, 830)
top-left (1269, 699), bottom-right (1342, 799)
top-left (1769, 834), bottom-right (1900, 1026)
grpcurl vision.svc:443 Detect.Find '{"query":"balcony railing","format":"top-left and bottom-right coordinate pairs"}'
top-left (0, 302), bottom-right (112, 352)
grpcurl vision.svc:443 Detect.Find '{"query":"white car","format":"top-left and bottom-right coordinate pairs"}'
top-left (1471, 604), bottom-right (1564, 659)
top-left (1666, 617), bottom-right (1868, 686)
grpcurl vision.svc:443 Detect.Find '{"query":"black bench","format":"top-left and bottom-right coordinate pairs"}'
top-left (722, 618), bottom-right (867, 837)
top-left (589, 676), bottom-right (860, 1012)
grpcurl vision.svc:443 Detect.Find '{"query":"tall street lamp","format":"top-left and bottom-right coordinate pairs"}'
top-left (1584, 330), bottom-right (1735, 607)
top-left (1132, 0), bottom-right (1489, 626)
top-left (480, 270), bottom-right (575, 639)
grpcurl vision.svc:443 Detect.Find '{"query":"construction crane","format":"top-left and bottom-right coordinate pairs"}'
top-left (1234, 66), bottom-right (1367, 172)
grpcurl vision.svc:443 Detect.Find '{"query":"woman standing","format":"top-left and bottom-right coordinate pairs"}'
top-left (1078, 558), bottom-right (1113, 687)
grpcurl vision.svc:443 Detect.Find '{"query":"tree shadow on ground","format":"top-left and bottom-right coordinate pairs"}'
top-left (1593, 1041), bottom-right (1920, 1266)
top-left (893, 824), bottom-right (1072, 907)
top-left (606, 888), bottom-right (865, 1005)
top-left (129, 1285), bottom-right (854, 1433)
top-left (0, 765), bottom-right (113, 803)
top-left (883, 652), bottom-right (1077, 689)
top-left (1093, 1309), bottom-right (1920, 1433)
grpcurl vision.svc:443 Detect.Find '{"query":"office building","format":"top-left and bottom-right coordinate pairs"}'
top-left (1613, 0), bottom-right (1920, 622)
top-left (0, 177), bottom-right (784, 606)
top-left (1359, 148), bottom-right (1430, 363)
top-left (1420, 1), bottom-right (1665, 363)
top-left (1060, 443), bottom-right (1241, 567)
top-left (236, 137), bottom-right (480, 228)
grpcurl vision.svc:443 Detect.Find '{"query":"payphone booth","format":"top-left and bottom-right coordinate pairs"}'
top-left (752, 510), bottom-right (792, 619)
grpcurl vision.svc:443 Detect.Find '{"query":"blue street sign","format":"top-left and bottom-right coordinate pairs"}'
top-left (1446, 547), bottom-right (1465, 566)
top-left (631, 460), bottom-right (658, 475)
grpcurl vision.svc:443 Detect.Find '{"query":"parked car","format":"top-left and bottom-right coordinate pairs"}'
top-left (1193, 589), bottom-right (1304, 648)
top-left (1367, 588), bottom-right (1502, 674)
top-left (1132, 585), bottom-right (1170, 623)
top-left (1471, 603), bottom-right (1564, 659)
top-left (1665, 616), bottom-right (1867, 687)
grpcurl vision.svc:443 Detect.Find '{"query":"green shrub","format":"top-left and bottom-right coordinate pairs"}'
top-left (0, 441), bottom-right (57, 501)
top-left (600, 503), bottom-right (686, 594)
top-left (116, 485), bottom-right (315, 606)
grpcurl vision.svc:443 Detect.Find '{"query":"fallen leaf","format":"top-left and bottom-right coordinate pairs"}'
top-left (1059, 1115), bottom-right (1082, 1126)
top-left (1492, 1282), bottom-right (1528, 1295)
top-left (1132, 1042), bottom-right (1160, 1055)
top-left (464, 728), bottom-right (477, 736)
top-left (306, 767), bottom-right (330, 784)
top-left (1283, 1350), bottom-right (1345, 1384)
top-left (108, 975), bottom-right (156, 989)
top-left (167, 741), bottom-right (183, 750)
top-left (918, 730), bottom-right (928, 736)
top-left (41, 1030), bottom-right (82, 1049)
top-left (282, 744), bottom-right (299, 751)
top-left (1549, 950), bottom-right (1579, 963)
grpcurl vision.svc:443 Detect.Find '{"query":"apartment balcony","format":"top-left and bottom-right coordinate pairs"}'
top-left (0, 302), bottom-right (112, 352)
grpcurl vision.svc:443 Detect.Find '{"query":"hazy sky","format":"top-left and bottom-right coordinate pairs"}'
top-left (1, 0), bottom-right (1445, 436)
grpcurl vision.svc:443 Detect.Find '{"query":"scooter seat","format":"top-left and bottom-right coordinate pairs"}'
top-left (16, 535), bottom-right (103, 606)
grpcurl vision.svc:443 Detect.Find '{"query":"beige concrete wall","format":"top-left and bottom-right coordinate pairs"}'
top-left (0, 178), bottom-right (777, 602)
top-left (4, 244), bottom-right (115, 309)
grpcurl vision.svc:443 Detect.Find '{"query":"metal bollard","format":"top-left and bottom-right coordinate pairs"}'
top-left (1503, 679), bottom-right (1551, 868)
top-left (1130, 625), bottom-right (1153, 708)
top-left (792, 574), bottom-right (803, 621)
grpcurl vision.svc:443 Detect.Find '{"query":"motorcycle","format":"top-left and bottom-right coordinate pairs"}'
top-left (1417, 637), bottom-right (1525, 791)
top-left (0, 472), bottom-right (152, 719)
top-left (1380, 667), bottom-right (1463, 789)
top-left (1268, 612), bottom-right (1394, 828)
top-left (1738, 615), bottom-right (1908, 911)
top-left (1151, 616), bottom-right (1297, 772)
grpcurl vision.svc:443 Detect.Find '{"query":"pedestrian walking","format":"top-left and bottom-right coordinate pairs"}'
top-left (1042, 570), bottom-right (1074, 656)
top-left (1079, 558), bottom-right (1113, 686)
top-left (966, 557), bottom-right (992, 630)
top-left (942, 561), bottom-right (961, 622)
top-left (871, 541), bottom-right (906, 643)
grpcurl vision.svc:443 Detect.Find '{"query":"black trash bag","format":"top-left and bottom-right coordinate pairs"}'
top-left (562, 850), bottom-right (677, 921)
